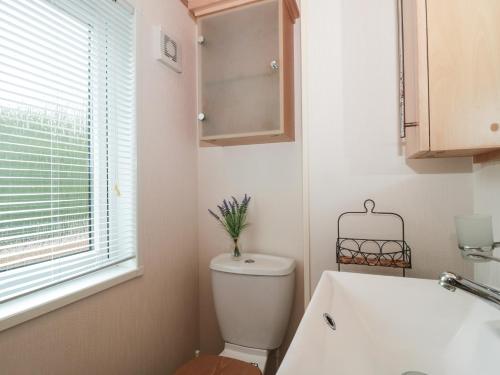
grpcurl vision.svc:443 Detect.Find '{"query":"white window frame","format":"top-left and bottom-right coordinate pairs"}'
top-left (0, 0), bottom-right (141, 332)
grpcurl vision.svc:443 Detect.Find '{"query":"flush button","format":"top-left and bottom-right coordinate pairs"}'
top-left (490, 123), bottom-right (499, 132)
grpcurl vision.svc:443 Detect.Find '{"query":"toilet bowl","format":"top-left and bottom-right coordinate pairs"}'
top-left (174, 252), bottom-right (295, 375)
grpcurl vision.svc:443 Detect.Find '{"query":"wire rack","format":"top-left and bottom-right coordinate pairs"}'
top-left (336, 199), bottom-right (412, 277)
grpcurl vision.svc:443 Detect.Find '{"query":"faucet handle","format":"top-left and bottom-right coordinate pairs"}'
top-left (439, 272), bottom-right (458, 292)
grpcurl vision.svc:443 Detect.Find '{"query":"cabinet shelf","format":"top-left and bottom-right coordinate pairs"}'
top-left (203, 71), bottom-right (275, 88)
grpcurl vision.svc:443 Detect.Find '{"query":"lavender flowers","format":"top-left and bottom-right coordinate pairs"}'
top-left (209, 194), bottom-right (251, 257)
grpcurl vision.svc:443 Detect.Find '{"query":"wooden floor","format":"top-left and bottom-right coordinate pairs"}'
top-left (174, 355), bottom-right (262, 375)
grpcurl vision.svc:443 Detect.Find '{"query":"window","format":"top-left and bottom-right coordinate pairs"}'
top-left (0, 0), bottom-right (136, 304)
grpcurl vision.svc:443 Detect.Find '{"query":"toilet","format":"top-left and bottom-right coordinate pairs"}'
top-left (175, 252), bottom-right (295, 375)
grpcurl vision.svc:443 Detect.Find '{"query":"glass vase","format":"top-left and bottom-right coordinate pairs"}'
top-left (232, 238), bottom-right (241, 258)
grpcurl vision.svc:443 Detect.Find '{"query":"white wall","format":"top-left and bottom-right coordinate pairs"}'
top-left (197, 20), bottom-right (304, 368)
top-left (302, 0), bottom-right (474, 290)
top-left (0, 1), bottom-right (199, 374)
top-left (474, 162), bottom-right (500, 286)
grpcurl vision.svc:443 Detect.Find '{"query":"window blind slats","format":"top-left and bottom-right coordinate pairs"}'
top-left (1, 247), bottom-right (136, 286)
top-left (1, 243), bottom-right (134, 280)
top-left (0, 97), bottom-right (133, 123)
top-left (0, 0), bottom-right (136, 303)
top-left (0, 253), bottom-right (135, 303)
top-left (0, 232), bottom-right (134, 263)
top-left (0, 251), bottom-right (135, 303)
top-left (4, 0), bottom-right (135, 51)
top-left (0, 251), bottom-right (135, 294)
top-left (0, 169), bottom-right (91, 177)
top-left (47, 0), bottom-right (135, 35)
top-left (0, 41), bottom-right (93, 87)
top-left (0, 125), bottom-right (133, 146)
top-left (0, 41), bottom-right (134, 91)
top-left (0, 221), bottom-right (118, 242)
top-left (0, 218), bottom-right (94, 234)
top-left (0, 198), bottom-right (96, 207)
top-left (0, 6), bottom-right (133, 62)
top-left (0, 28), bottom-right (92, 76)
top-left (0, 46), bottom-right (134, 90)
top-left (0, 227), bottom-right (135, 251)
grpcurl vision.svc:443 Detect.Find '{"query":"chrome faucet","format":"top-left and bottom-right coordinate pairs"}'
top-left (439, 271), bottom-right (500, 309)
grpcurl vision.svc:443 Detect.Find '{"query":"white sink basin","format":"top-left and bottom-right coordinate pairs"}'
top-left (278, 271), bottom-right (500, 375)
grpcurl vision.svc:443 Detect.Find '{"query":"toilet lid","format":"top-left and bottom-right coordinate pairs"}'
top-left (174, 355), bottom-right (262, 375)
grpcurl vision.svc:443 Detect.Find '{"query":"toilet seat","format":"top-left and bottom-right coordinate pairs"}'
top-left (174, 355), bottom-right (262, 375)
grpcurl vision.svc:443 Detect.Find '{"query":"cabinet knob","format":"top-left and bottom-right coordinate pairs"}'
top-left (198, 36), bottom-right (206, 45)
top-left (198, 112), bottom-right (206, 121)
top-left (270, 60), bottom-right (279, 71)
top-left (491, 123), bottom-right (499, 132)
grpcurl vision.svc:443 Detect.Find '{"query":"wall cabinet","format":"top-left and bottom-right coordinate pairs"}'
top-left (400, 0), bottom-right (500, 161)
top-left (184, 0), bottom-right (299, 146)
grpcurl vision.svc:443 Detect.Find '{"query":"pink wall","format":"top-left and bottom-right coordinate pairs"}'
top-left (0, 1), bottom-right (199, 374)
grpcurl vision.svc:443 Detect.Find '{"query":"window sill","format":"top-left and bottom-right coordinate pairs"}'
top-left (0, 261), bottom-right (143, 332)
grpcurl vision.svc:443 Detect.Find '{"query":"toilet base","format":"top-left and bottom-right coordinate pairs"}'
top-left (220, 343), bottom-right (268, 374)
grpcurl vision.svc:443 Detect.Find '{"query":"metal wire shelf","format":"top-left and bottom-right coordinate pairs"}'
top-left (336, 199), bottom-right (412, 277)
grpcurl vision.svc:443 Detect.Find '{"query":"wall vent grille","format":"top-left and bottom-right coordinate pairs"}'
top-left (155, 26), bottom-right (182, 73)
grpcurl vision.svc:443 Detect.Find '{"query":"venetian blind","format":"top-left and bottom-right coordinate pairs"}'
top-left (0, 0), bottom-right (136, 303)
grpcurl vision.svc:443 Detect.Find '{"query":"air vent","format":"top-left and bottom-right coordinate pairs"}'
top-left (155, 26), bottom-right (182, 73)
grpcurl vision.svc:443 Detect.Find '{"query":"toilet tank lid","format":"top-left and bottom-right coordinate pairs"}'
top-left (210, 253), bottom-right (295, 276)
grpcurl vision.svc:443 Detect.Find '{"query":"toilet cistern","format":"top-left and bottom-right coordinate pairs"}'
top-left (210, 252), bottom-right (295, 373)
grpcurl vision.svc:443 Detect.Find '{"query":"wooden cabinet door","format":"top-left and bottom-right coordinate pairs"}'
top-left (427, 0), bottom-right (500, 152)
top-left (402, 0), bottom-right (430, 158)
